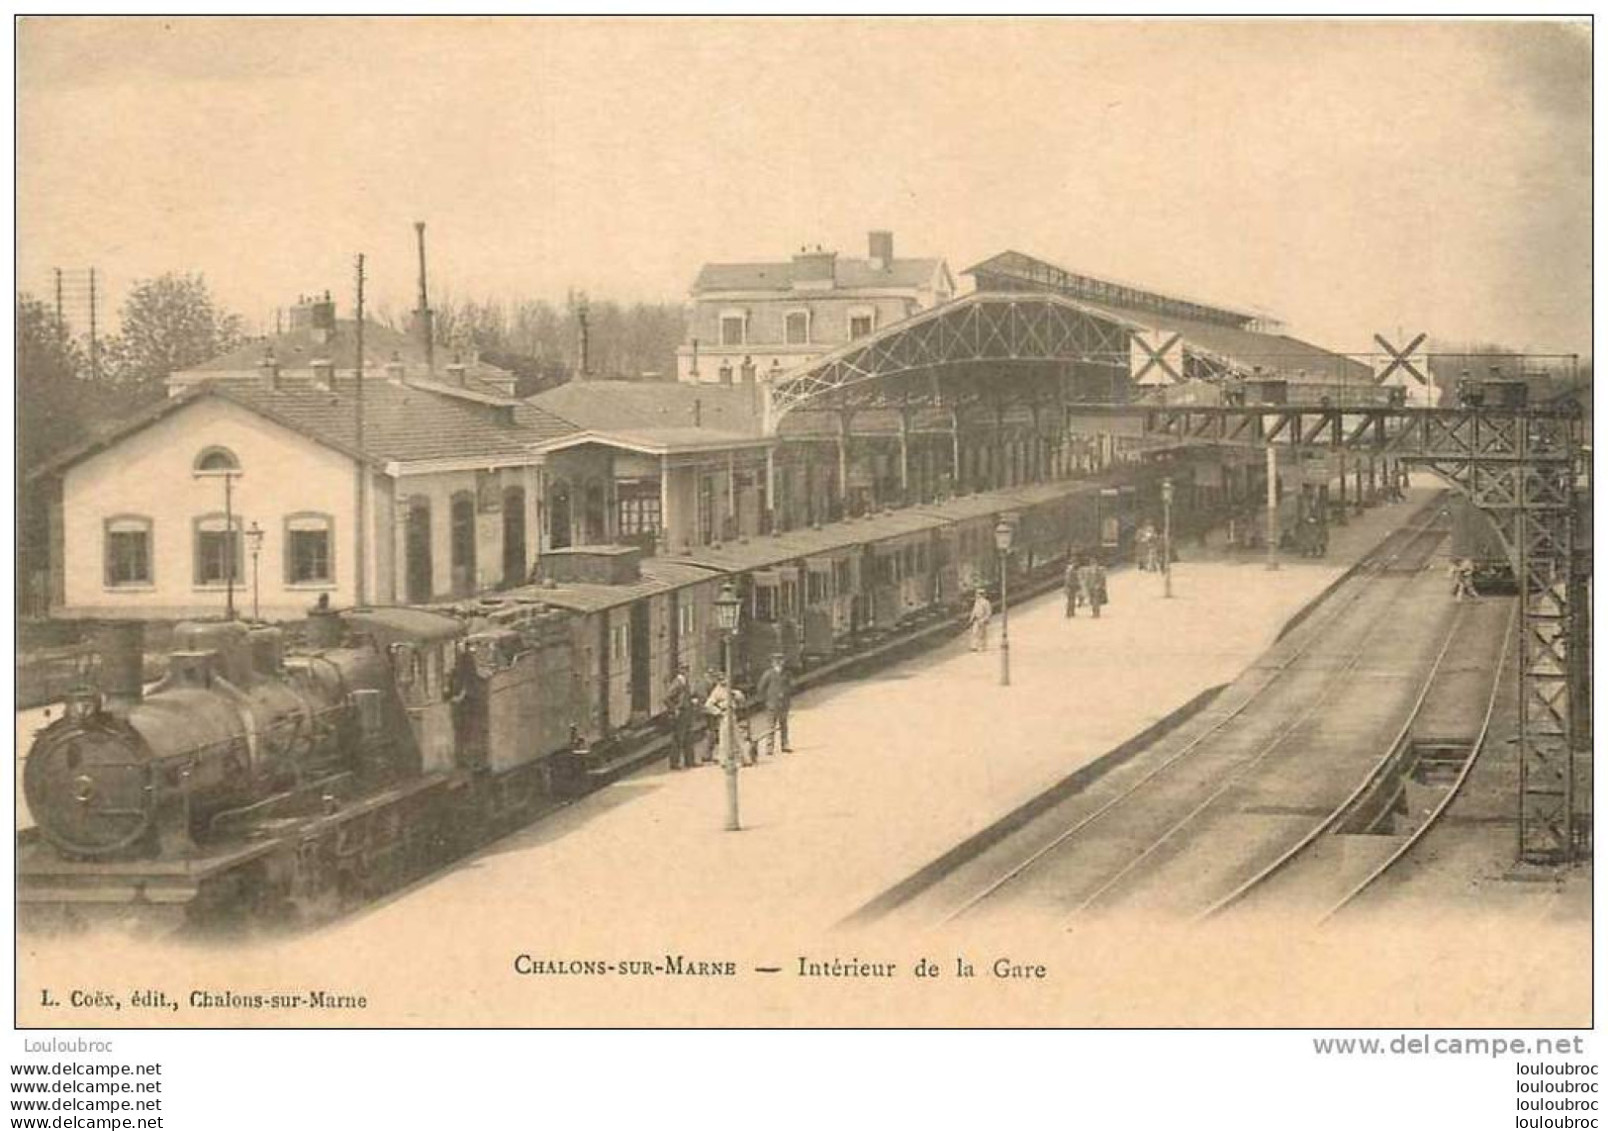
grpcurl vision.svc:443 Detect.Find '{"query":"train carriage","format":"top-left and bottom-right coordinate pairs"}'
top-left (22, 454), bottom-right (1259, 933)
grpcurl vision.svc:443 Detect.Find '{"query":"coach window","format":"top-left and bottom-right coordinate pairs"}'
top-left (193, 513), bottom-right (244, 588)
top-left (104, 515), bottom-right (153, 588)
top-left (284, 513), bottom-right (335, 587)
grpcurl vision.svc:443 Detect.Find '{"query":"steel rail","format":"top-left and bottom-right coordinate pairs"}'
top-left (1316, 600), bottom-right (1519, 922)
top-left (1063, 521), bottom-right (1453, 919)
top-left (942, 504), bottom-right (1449, 924)
top-left (1194, 595), bottom-right (1478, 921)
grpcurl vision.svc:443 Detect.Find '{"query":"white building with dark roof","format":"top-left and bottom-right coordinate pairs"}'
top-left (675, 231), bottom-right (955, 383)
top-left (36, 302), bottom-right (577, 620)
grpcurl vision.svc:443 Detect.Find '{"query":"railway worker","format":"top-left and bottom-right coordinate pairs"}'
top-left (1136, 522), bottom-right (1158, 571)
top-left (756, 653), bottom-right (794, 755)
top-left (702, 675), bottom-right (751, 765)
top-left (1451, 557), bottom-right (1478, 602)
top-left (1078, 558), bottom-right (1107, 618)
top-left (665, 665), bottom-right (696, 771)
top-left (697, 667), bottom-right (723, 764)
top-left (968, 588), bottom-right (994, 651)
top-left (1063, 558), bottom-right (1082, 618)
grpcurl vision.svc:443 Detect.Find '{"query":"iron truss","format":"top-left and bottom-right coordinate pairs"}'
top-left (766, 293), bottom-right (1134, 428)
top-left (1083, 402), bottom-right (1589, 863)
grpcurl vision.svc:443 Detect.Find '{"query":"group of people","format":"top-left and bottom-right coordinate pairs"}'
top-left (1449, 557), bottom-right (1479, 602)
top-left (663, 652), bottom-right (794, 772)
top-left (1063, 556), bottom-right (1109, 619)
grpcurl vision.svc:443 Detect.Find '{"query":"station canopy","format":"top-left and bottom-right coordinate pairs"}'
top-left (766, 249), bottom-right (1372, 435)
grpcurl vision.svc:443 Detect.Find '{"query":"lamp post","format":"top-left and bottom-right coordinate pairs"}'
top-left (246, 521), bottom-right (264, 621)
top-left (713, 580), bottom-right (742, 832)
top-left (1161, 477), bottom-right (1174, 599)
top-left (994, 518), bottom-right (1014, 687)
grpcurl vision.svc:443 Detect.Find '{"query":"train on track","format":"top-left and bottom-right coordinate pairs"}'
top-left (21, 454), bottom-right (1220, 933)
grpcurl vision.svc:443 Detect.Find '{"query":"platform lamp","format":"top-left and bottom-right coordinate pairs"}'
top-left (246, 521), bottom-right (265, 621)
top-left (994, 518), bottom-right (1014, 687)
top-left (1161, 477), bottom-right (1174, 599)
top-left (714, 580), bottom-right (743, 832)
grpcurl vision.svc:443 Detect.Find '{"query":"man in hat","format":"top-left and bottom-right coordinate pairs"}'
top-left (664, 664), bottom-right (695, 771)
top-left (756, 652), bottom-right (794, 755)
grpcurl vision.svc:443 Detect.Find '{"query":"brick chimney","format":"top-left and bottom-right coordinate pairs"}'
top-left (868, 230), bottom-right (894, 270)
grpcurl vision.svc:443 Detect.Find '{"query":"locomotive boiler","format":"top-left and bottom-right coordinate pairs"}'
top-left (23, 615), bottom-right (404, 860)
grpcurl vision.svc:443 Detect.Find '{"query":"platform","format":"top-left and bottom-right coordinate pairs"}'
top-left (282, 487), bottom-right (1443, 955)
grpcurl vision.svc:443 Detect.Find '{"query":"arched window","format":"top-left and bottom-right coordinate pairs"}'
top-left (194, 447), bottom-right (241, 474)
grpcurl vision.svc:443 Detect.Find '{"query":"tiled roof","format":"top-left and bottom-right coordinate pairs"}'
top-left (693, 257), bottom-right (945, 293)
top-left (36, 374), bottom-right (579, 477)
top-left (216, 375), bottom-right (567, 463)
top-left (527, 380), bottom-right (763, 436)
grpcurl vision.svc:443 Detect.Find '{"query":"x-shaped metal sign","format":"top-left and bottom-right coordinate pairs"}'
top-left (1131, 331), bottom-right (1183, 386)
top-left (1373, 332), bottom-right (1428, 385)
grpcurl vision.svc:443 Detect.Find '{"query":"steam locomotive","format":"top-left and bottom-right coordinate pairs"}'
top-left (19, 457), bottom-right (1214, 932)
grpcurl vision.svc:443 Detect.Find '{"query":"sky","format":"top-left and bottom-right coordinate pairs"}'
top-left (16, 17), bottom-right (1593, 357)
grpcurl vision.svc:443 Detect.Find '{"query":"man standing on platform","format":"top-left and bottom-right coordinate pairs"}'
top-left (968, 588), bottom-right (994, 650)
top-left (665, 665), bottom-right (694, 771)
top-left (1064, 558), bottom-right (1082, 618)
top-left (756, 652), bottom-right (794, 755)
top-left (1079, 558), bottom-right (1107, 619)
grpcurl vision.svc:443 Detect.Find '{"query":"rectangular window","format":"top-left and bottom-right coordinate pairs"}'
top-left (849, 314), bottom-right (874, 339)
top-left (617, 486), bottom-right (663, 539)
top-left (286, 515), bottom-right (334, 585)
top-left (612, 623), bottom-right (628, 663)
top-left (784, 311), bottom-right (810, 345)
top-left (104, 518), bottom-right (152, 587)
top-left (194, 517), bottom-right (242, 587)
top-left (679, 602), bottom-right (696, 637)
top-left (720, 314), bottom-right (746, 347)
top-left (833, 559), bottom-right (850, 593)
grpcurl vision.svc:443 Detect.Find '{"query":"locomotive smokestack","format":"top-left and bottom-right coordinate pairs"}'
top-left (412, 221), bottom-right (435, 373)
top-left (95, 621), bottom-right (144, 710)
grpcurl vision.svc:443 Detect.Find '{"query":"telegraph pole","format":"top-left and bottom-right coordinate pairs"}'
top-left (354, 254), bottom-right (368, 607)
top-left (53, 269), bottom-right (64, 340)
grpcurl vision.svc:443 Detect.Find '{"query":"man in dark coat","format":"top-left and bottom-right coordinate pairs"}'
top-left (755, 652), bottom-right (794, 755)
top-left (664, 665), bottom-right (695, 771)
top-left (1064, 558), bottom-right (1082, 618)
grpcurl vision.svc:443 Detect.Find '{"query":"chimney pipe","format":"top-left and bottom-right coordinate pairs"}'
top-left (96, 621), bottom-right (144, 710)
top-left (413, 221), bottom-right (435, 372)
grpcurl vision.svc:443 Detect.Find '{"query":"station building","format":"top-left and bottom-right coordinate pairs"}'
top-left (675, 231), bottom-right (955, 383)
top-left (37, 248), bottom-right (1375, 624)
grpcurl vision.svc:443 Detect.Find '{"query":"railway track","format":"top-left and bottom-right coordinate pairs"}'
top-left (873, 496), bottom-right (1478, 928)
